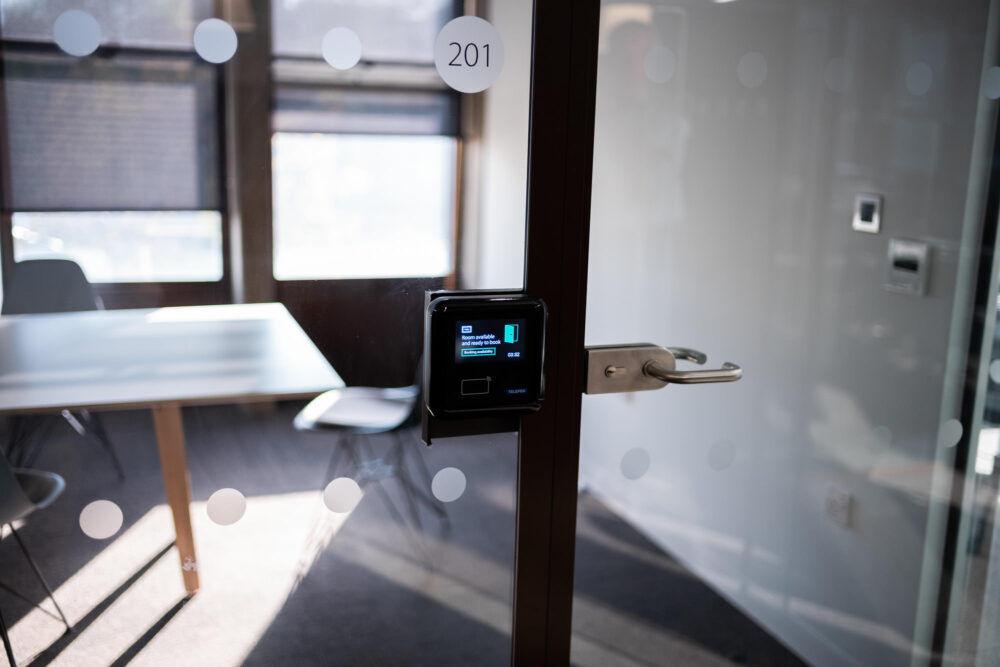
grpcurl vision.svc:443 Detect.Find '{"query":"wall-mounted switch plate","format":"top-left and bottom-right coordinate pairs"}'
top-left (885, 238), bottom-right (930, 297)
top-left (852, 194), bottom-right (882, 234)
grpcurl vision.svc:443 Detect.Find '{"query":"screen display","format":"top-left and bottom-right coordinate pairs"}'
top-left (455, 318), bottom-right (527, 363)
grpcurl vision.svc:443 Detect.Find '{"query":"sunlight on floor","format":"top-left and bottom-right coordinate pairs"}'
top-left (5, 483), bottom-right (783, 666)
top-left (10, 490), bottom-right (350, 666)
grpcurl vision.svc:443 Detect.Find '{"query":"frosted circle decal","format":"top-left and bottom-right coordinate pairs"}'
top-left (434, 16), bottom-right (504, 93)
top-left (985, 67), bottom-right (1000, 100)
top-left (79, 500), bottom-right (123, 539)
top-left (431, 467), bottom-right (467, 502)
top-left (53, 10), bottom-right (101, 57)
top-left (643, 45), bottom-right (677, 84)
top-left (194, 18), bottom-right (238, 64)
top-left (737, 52), bottom-right (768, 89)
top-left (323, 477), bottom-right (363, 513)
top-left (939, 419), bottom-right (963, 448)
top-left (322, 27), bottom-right (362, 70)
top-left (620, 448), bottom-right (651, 480)
top-left (206, 488), bottom-right (247, 526)
top-left (905, 62), bottom-right (933, 96)
top-left (707, 441), bottom-right (736, 471)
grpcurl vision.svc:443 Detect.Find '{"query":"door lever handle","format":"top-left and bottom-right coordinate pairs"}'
top-left (665, 347), bottom-right (707, 365)
top-left (644, 354), bottom-right (742, 384)
top-left (584, 344), bottom-right (742, 394)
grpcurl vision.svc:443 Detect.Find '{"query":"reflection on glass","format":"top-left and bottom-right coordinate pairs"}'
top-left (946, 278), bottom-right (1000, 664)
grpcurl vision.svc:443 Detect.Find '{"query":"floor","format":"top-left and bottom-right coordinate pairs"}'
top-left (0, 404), bottom-right (804, 666)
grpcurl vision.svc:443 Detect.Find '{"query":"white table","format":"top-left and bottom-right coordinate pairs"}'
top-left (0, 303), bottom-right (344, 593)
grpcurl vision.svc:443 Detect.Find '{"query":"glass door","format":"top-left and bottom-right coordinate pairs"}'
top-left (0, 1), bottom-right (539, 665)
top-left (566, 0), bottom-right (1000, 665)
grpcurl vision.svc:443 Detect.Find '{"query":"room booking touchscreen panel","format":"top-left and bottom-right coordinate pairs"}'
top-left (425, 293), bottom-right (545, 418)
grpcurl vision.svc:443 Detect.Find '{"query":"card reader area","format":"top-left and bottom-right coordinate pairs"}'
top-left (425, 294), bottom-right (546, 418)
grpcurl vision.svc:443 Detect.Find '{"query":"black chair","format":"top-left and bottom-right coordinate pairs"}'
top-left (0, 450), bottom-right (72, 666)
top-left (2, 259), bottom-right (125, 480)
top-left (294, 362), bottom-right (447, 541)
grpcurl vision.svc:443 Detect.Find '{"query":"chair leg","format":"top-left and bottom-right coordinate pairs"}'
top-left (383, 433), bottom-right (428, 533)
top-left (396, 468), bottom-right (425, 534)
top-left (366, 477), bottom-right (428, 558)
top-left (324, 433), bottom-right (351, 486)
top-left (4, 415), bottom-right (28, 462)
top-left (407, 430), bottom-right (437, 488)
top-left (78, 411), bottom-right (126, 481)
top-left (7, 526), bottom-right (71, 633)
top-left (394, 432), bottom-right (448, 519)
top-left (22, 418), bottom-right (58, 470)
top-left (7, 415), bottom-right (56, 468)
top-left (0, 603), bottom-right (15, 667)
top-left (398, 472), bottom-right (448, 520)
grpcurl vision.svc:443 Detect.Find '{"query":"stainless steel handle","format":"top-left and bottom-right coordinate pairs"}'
top-left (585, 344), bottom-right (742, 393)
top-left (644, 349), bottom-right (742, 384)
top-left (665, 347), bottom-right (707, 365)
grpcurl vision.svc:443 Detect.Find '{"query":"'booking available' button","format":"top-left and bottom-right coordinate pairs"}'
top-left (461, 347), bottom-right (496, 357)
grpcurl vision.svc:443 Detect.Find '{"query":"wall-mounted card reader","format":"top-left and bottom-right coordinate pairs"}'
top-left (884, 238), bottom-right (930, 296)
top-left (424, 292), bottom-right (546, 420)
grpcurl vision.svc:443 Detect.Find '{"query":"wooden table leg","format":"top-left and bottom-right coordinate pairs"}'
top-left (152, 404), bottom-right (199, 595)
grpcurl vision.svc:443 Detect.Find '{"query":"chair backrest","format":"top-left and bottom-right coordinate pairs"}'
top-left (2, 259), bottom-right (98, 316)
top-left (0, 450), bottom-right (35, 525)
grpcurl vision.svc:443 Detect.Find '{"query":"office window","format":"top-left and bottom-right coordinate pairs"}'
top-left (1, 3), bottom-right (225, 284)
top-left (13, 211), bottom-right (223, 283)
top-left (270, 1), bottom-right (460, 281)
top-left (272, 132), bottom-right (455, 280)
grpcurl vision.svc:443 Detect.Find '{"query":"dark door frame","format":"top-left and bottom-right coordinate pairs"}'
top-left (511, 0), bottom-right (601, 664)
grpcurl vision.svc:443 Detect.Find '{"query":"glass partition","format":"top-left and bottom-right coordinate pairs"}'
top-left (575, 0), bottom-right (1000, 665)
top-left (0, 1), bottom-right (529, 665)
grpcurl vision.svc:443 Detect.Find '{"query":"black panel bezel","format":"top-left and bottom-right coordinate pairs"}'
top-left (425, 294), bottom-right (546, 418)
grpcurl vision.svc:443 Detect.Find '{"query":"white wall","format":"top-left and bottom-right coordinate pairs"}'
top-left (480, 0), bottom-right (996, 664)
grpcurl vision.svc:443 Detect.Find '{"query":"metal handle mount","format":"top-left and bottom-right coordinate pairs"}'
top-left (585, 344), bottom-right (742, 394)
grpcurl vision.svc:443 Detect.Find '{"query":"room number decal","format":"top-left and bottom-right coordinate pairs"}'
top-left (435, 17), bottom-right (504, 93)
top-left (449, 42), bottom-right (491, 68)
